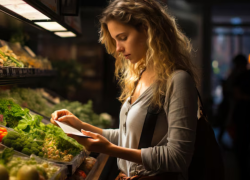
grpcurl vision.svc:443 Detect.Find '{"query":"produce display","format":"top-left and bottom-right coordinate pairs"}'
top-left (66, 156), bottom-right (97, 180)
top-left (0, 147), bottom-right (66, 180)
top-left (50, 100), bottom-right (112, 128)
top-left (0, 99), bottom-right (84, 162)
top-left (0, 45), bottom-right (24, 68)
top-left (66, 169), bottom-right (87, 180)
top-left (0, 43), bottom-right (52, 69)
top-left (0, 38), bottom-right (103, 179)
top-left (79, 156), bottom-right (96, 175)
top-left (0, 88), bottom-right (112, 128)
top-left (0, 88), bottom-right (52, 117)
top-left (2, 131), bottom-right (44, 157)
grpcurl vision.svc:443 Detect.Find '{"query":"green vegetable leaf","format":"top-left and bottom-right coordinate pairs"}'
top-left (0, 147), bottom-right (14, 165)
top-left (0, 99), bottom-right (29, 128)
top-left (16, 120), bottom-right (28, 130)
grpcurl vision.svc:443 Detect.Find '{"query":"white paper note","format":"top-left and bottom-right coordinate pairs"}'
top-left (54, 120), bottom-right (91, 138)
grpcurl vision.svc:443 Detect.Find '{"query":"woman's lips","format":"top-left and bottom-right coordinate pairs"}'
top-left (125, 54), bottom-right (131, 59)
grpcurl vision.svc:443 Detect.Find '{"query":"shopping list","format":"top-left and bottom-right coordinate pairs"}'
top-left (54, 120), bottom-right (91, 138)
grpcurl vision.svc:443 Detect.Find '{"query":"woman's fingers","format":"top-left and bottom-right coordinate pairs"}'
top-left (51, 110), bottom-right (61, 120)
top-left (68, 130), bottom-right (111, 154)
top-left (50, 118), bottom-right (58, 126)
top-left (57, 115), bottom-right (74, 122)
top-left (81, 129), bottom-right (100, 139)
top-left (115, 172), bottom-right (127, 180)
top-left (120, 174), bottom-right (127, 180)
top-left (51, 109), bottom-right (68, 120)
top-left (50, 117), bottom-right (54, 123)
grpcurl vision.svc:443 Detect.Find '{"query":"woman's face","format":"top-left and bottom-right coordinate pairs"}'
top-left (107, 20), bottom-right (148, 64)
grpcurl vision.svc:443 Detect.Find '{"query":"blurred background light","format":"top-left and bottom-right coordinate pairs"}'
top-left (212, 60), bottom-right (219, 68)
top-left (232, 27), bottom-right (244, 35)
top-left (0, 0), bottom-right (50, 20)
top-left (35, 22), bottom-right (67, 31)
top-left (230, 17), bottom-right (242, 25)
top-left (54, 31), bottom-right (76, 38)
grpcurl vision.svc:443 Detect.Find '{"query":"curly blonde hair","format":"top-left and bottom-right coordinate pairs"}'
top-left (99, 0), bottom-right (199, 108)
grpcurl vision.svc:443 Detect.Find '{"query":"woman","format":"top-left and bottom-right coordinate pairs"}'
top-left (51, 0), bottom-right (199, 179)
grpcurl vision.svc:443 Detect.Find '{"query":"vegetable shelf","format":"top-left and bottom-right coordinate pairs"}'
top-left (0, 67), bottom-right (56, 86)
top-left (0, 125), bottom-right (88, 176)
top-left (0, 144), bottom-right (69, 180)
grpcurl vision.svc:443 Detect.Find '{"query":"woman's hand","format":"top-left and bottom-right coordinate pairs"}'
top-left (115, 172), bottom-right (127, 180)
top-left (50, 109), bottom-right (83, 130)
top-left (69, 130), bottom-right (142, 165)
top-left (68, 130), bottom-right (113, 153)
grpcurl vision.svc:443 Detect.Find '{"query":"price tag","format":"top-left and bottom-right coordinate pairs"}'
top-left (12, 68), bottom-right (17, 76)
top-left (6, 67), bottom-right (9, 75)
top-left (2, 67), bottom-right (9, 76)
top-left (23, 68), bottom-right (27, 75)
top-left (19, 69), bottom-right (22, 76)
top-left (27, 69), bottom-right (32, 75)
top-left (0, 68), bottom-right (3, 76)
top-left (37, 69), bottom-right (40, 75)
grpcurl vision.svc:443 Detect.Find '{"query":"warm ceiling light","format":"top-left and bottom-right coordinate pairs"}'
top-left (35, 22), bottom-right (67, 31)
top-left (54, 31), bottom-right (76, 38)
top-left (0, 0), bottom-right (50, 20)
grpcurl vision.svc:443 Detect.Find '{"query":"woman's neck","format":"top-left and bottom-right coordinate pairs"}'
top-left (142, 66), bottom-right (155, 83)
top-left (144, 65), bottom-right (155, 76)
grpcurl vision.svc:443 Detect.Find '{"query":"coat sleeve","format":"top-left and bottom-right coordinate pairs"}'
top-left (141, 71), bottom-right (198, 172)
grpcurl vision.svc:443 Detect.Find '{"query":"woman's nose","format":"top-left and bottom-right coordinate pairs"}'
top-left (116, 43), bottom-right (124, 53)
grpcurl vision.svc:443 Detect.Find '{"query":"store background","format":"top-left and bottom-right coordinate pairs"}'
top-left (0, 0), bottom-right (250, 179)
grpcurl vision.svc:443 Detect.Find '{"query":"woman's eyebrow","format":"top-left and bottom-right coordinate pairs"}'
top-left (116, 32), bottom-right (126, 38)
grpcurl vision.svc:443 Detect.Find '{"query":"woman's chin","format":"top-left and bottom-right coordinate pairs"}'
top-left (129, 58), bottom-right (139, 64)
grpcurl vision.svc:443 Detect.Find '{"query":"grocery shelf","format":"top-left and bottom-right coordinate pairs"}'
top-left (0, 143), bottom-right (69, 180)
top-left (0, 67), bottom-right (56, 86)
top-left (0, 123), bottom-right (87, 176)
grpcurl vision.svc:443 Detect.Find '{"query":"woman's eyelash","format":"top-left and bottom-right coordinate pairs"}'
top-left (120, 37), bottom-right (127, 41)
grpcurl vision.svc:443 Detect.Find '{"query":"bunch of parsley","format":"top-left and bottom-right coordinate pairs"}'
top-left (0, 99), bottom-right (29, 128)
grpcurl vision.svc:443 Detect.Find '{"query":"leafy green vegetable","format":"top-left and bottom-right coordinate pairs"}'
top-left (0, 88), bottom-right (51, 116)
top-left (0, 99), bottom-right (29, 128)
top-left (2, 131), bottom-right (42, 156)
top-left (44, 124), bottom-right (83, 154)
top-left (6, 131), bottom-right (20, 140)
top-left (0, 88), bottom-right (112, 128)
top-left (0, 148), bottom-right (14, 165)
top-left (49, 100), bottom-right (112, 128)
top-left (0, 89), bottom-right (112, 161)
top-left (15, 113), bottom-right (44, 140)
